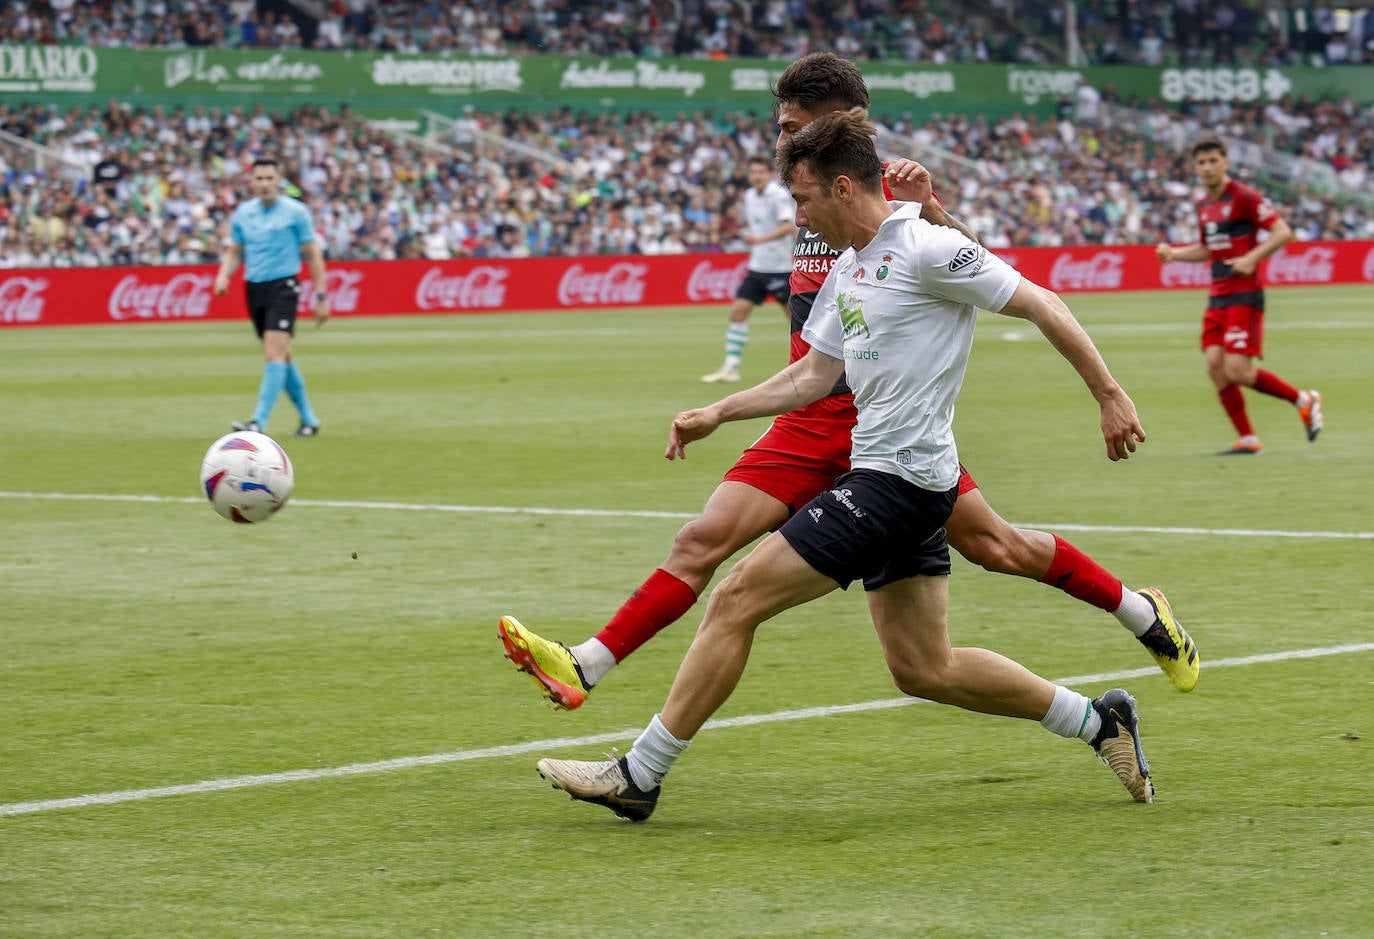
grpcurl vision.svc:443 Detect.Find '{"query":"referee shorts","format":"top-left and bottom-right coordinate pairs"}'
top-left (246, 275), bottom-right (302, 338)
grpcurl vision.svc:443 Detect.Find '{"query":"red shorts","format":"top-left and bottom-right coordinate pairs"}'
top-left (724, 411), bottom-right (980, 512)
top-left (1202, 305), bottom-right (1264, 356)
top-left (724, 413), bottom-right (852, 513)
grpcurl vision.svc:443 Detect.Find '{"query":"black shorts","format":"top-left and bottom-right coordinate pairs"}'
top-left (779, 468), bottom-right (957, 591)
top-left (246, 276), bottom-right (302, 338)
top-left (736, 270), bottom-right (791, 306)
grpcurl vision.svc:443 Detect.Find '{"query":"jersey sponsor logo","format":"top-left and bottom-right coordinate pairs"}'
top-left (837, 290), bottom-right (870, 340)
top-left (1266, 246), bottom-right (1336, 285)
top-left (415, 265), bottom-right (509, 310)
top-left (108, 272), bottom-right (214, 321)
top-left (0, 275), bottom-right (49, 323)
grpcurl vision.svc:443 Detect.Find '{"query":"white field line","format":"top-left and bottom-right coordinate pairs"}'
top-left (2, 491), bottom-right (1371, 540)
top-left (3, 642), bottom-right (1372, 819)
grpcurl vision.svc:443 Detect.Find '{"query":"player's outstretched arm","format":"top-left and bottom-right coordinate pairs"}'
top-left (997, 279), bottom-right (1145, 462)
top-left (666, 349), bottom-right (844, 460)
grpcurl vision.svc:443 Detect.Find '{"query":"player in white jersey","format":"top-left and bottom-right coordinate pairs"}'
top-left (534, 109), bottom-right (1157, 822)
top-left (701, 154), bottom-right (797, 383)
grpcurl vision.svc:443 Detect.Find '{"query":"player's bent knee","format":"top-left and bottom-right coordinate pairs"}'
top-left (669, 518), bottom-right (741, 574)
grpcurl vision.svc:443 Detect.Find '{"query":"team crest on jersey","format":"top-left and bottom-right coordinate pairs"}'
top-left (948, 244), bottom-right (984, 276)
top-left (876, 254), bottom-right (892, 281)
top-left (1222, 205), bottom-right (1232, 219)
top-left (837, 290), bottom-right (870, 340)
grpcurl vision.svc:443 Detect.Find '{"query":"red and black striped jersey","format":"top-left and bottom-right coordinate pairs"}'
top-left (1196, 179), bottom-right (1280, 303)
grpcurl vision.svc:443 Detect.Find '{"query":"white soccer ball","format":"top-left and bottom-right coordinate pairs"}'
top-left (199, 431), bottom-right (294, 523)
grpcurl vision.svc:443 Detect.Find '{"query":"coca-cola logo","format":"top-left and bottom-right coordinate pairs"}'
top-left (1159, 260), bottom-right (1211, 287)
top-left (108, 272), bottom-right (214, 320)
top-left (1049, 252), bottom-right (1126, 291)
top-left (0, 276), bottom-right (49, 323)
top-left (298, 268), bottom-right (364, 313)
top-left (686, 259), bottom-right (748, 302)
top-left (415, 265), bottom-right (509, 310)
top-left (1266, 246), bottom-right (1335, 285)
top-left (1361, 246), bottom-right (1374, 283)
top-left (557, 262), bottom-right (649, 306)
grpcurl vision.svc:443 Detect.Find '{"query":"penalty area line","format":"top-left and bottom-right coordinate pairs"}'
top-left (1, 491), bottom-right (1371, 538)
top-left (4, 642), bottom-right (1373, 819)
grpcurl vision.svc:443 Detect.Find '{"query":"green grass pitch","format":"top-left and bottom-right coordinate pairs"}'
top-left (1, 286), bottom-right (1371, 937)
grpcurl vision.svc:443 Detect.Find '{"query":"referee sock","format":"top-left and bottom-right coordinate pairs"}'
top-left (722, 321), bottom-right (748, 372)
top-left (283, 362), bottom-right (320, 428)
top-left (252, 361), bottom-right (288, 428)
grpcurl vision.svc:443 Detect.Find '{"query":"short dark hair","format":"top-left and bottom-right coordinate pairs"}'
top-left (251, 157), bottom-right (280, 171)
top-left (746, 153), bottom-right (774, 169)
top-left (776, 107), bottom-right (882, 195)
top-left (772, 52), bottom-right (870, 115)
top-left (1189, 134), bottom-right (1227, 159)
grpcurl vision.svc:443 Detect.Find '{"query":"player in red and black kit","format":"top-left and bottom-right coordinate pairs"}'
top-left (1156, 133), bottom-right (1323, 455)
top-left (498, 53), bottom-right (1197, 711)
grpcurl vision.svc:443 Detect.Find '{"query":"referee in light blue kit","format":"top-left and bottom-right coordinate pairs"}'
top-left (213, 156), bottom-right (327, 437)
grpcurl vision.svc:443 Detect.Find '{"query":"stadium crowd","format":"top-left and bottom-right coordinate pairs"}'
top-left (16, 1), bottom-right (1374, 68)
top-left (1, 89), bottom-right (1372, 269)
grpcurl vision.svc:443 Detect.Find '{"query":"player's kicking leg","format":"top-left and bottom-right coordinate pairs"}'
top-left (946, 483), bottom-right (1199, 692)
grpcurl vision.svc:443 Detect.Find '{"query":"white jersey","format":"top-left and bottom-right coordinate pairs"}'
top-left (802, 203), bottom-right (1021, 490)
top-left (742, 179), bottom-right (796, 273)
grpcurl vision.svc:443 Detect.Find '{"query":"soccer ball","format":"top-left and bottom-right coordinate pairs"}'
top-left (199, 431), bottom-right (294, 523)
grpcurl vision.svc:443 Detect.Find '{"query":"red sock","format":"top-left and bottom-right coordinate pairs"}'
top-left (1251, 369), bottom-right (1299, 404)
top-left (1218, 384), bottom-right (1254, 437)
top-left (1039, 535), bottom-right (1124, 613)
top-left (594, 568), bottom-right (699, 662)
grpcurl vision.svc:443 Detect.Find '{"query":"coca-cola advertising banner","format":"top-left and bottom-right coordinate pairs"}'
top-left (2, 243), bottom-right (1371, 328)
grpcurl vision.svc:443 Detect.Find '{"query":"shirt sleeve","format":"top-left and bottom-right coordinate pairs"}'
top-left (770, 184), bottom-right (794, 225)
top-left (293, 202), bottom-right (316, 244)
top-left (229, 209), bottom-right (245, 246)
top-left (799, 267), bottom-right (844, 358)
top-left (914, 224), bottom-right (1021, 312)
top-left (1245, 186), bottom-right (1280, 231)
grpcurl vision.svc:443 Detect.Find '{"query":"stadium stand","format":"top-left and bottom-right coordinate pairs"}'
top-left (1, 94), bottom-right (1371, 268)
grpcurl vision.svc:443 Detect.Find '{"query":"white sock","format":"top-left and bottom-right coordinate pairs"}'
top-left (569, 637), bottom-right (617, 687)
top-left (625, 713), bottom-right (690, 790)
top-left (1112, 588), bottom-right (1156, 637)
top-left (1296, 390), bottom-right (1311, 409)
top-left (1040, 685), bottom-right (1101, 742)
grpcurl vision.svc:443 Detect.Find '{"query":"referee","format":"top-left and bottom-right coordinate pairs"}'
top-left (213, 156), bottom-right (326, 437)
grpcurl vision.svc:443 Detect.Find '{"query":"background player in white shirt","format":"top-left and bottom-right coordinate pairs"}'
top-left (535, 109), bottom-right (1158, 822)
top-left (702, 154), bottom-right (797, 383)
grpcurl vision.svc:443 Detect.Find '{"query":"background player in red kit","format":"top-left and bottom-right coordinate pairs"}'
top-left (1156, 133), bottom-right (1323, 455)
top-left (499, 53), bottom-right (1197, 708)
